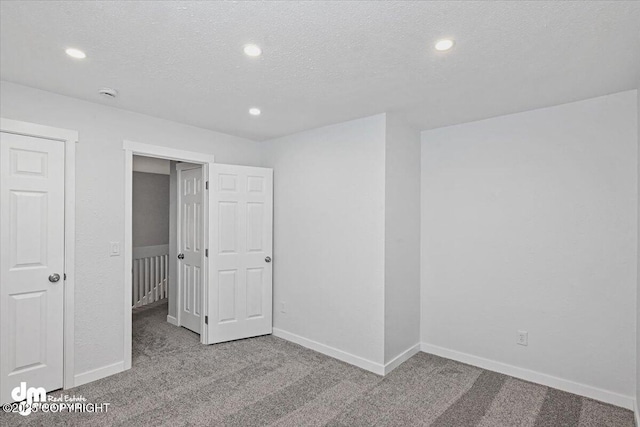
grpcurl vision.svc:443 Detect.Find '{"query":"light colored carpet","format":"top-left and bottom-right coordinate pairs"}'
top-left (5, 300), bottom-right (635, 426)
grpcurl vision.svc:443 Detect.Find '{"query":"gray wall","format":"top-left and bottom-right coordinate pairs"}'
top-left (132, 171), bottom-right (170, 247)
top-left (384, 114), bottom-right (421, 363)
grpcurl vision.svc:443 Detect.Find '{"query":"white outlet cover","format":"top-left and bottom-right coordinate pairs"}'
top-left (517, 330), bottom-right (528, 346)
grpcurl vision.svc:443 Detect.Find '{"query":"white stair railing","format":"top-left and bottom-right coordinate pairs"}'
top-left (132, 244), bottom-right (169, 307)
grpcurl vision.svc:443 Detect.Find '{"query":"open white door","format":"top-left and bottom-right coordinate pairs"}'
top-left (177, 164), bottom-right (204, 334)
top-left (0, 132), bottom-right (65, 403)
top-left (207, 164), bottom-right (273, 344)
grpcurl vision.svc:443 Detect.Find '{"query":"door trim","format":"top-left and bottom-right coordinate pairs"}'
top-left (0, 117), bottom-right (78, 390)
top-left (123, 140), bottom-right (214, 369)
top-left (175, 162), bottom-right (205, 331)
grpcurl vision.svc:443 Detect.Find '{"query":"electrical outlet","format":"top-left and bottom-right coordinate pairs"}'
top-left (517, 330), bottom-right (528, 346)
top-left (110, 242), bottom-right (120, 257)
top-left (280, 301), bottom-right (286, 314)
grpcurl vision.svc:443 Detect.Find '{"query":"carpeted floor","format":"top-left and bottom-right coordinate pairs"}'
top-left (5, 300), bottom-right (635, 426)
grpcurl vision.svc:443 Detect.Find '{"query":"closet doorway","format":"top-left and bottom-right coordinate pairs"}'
top-left (123, 140), bottom-right (274, 371)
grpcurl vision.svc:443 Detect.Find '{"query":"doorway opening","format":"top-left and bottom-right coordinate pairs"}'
top-left (124, 139), bottom-right (274, 372)
top-left (123, 141), bottom-right (214, 370)
top-left (131, 155), bottom-right (205, 333)
top-left (131, 156), bottom-right (171, 312)
top-left (130, 155), bottom-right (205, 372)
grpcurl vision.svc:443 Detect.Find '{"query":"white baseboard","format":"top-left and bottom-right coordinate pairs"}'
top-left (273, 328), bottom-right (385, 375)
top-left (73, 361), bottom-right (125, 388)
top-left (420, 343), bottom-right (634, 410)
top-left (384, 343), bottom-right (421, 375)
top-left (272, 328), bottom-right (419, 376)
top-left (634, 399), bottom-right (639, 427)
top-left (166, 315), bottom-right (178, 326)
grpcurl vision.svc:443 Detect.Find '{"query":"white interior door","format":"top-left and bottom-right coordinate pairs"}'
top-left (208, 164), bottom-right (273, 344)
top-left (177, 164), bottom-right (204, 334)
top-left (0, 132), bottom-right (65, 403)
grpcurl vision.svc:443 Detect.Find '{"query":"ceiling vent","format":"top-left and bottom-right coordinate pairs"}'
top-left (98, 87), bottom-right (118, 98)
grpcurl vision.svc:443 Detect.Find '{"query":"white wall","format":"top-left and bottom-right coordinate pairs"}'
top-left (421, 91), bottom-right (638, 405)
top-left (263, 112), bottom-right (422, 370)
top-left (262, 114), bottom-right (387, 365)
top-left (384, 114), bottom-right (421, 363)
top-left (0, 81), bottom-right (262, 377)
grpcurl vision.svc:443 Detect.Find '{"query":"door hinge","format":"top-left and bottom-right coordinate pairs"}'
top-left (64, 273), bottom-right (67, 281)
top-left (205, 249), bottom-right (208, 257)
top-left (205, 181), bottom-right (209, 190)
top-left (205, 315), bottom-right (208, 325)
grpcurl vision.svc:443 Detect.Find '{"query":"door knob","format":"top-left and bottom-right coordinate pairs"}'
top-left (49, 273), bottom-right (61, 283)
top-left (178, 253), bottom-right (185, 260)
top-left (265, 256), bottom-right (271, 263)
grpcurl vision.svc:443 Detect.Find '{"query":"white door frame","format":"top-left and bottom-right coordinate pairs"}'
top-left (175, 162), bottom-right (205, 332)
top-left (123, 140), bottom-right (214, 368)
top-left (0, 117), bottom-right (77, 390)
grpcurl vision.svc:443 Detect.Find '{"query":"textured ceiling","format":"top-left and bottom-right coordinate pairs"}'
top-left (1, 1), bottom-right (639, 140)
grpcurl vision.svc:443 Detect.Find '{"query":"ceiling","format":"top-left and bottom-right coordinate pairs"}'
top-left (1, 1), bottom-right (639, 141)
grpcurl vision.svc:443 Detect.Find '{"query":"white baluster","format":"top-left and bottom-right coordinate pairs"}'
top-left (144, 258), bottom-right (150, 305)
top-left (133, 259), bottom-right (138, 307)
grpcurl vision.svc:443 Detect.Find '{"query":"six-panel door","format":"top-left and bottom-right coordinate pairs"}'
top-left (0, 132), bottom-right (65, 403)
top-left (208, 164), bottom-right (273, 344)
top-left (177, 165), bottom-right (204, 334)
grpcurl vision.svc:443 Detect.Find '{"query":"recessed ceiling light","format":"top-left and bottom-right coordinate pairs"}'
top-left (243, 44), bottom-right (262, 57)
top-left (249, 108), bottom-right (261, 116)
top-left (65, 48), bottom-right (86, 59)
top-left (434, 39), bottom-right (455, 51)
